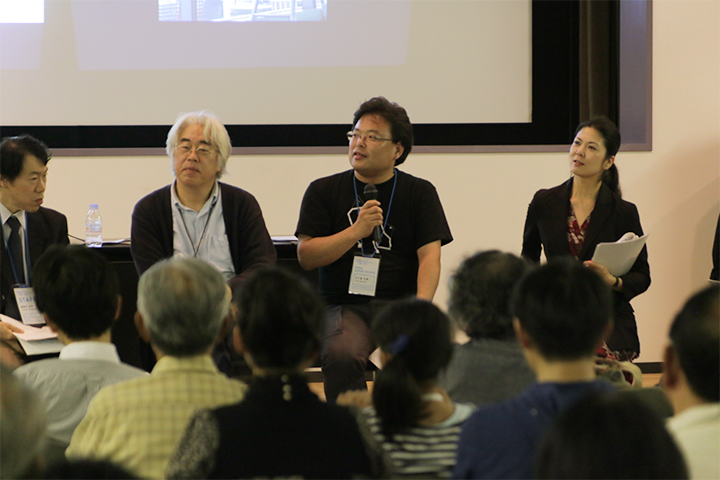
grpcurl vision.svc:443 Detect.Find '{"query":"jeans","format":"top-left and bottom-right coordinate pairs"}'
top-left (321, 299), bottom-right (391, 402)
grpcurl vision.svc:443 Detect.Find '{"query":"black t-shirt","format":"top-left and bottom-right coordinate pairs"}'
top-left (296, 169), bottom-right (452, 305)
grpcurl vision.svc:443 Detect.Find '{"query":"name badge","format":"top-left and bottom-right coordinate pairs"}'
top-left (349, 256), bottom-right (380, 297)
top-left (13, 287), bottom-right (45, 325)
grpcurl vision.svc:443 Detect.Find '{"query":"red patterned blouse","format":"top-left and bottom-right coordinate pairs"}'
top-left (567, 206), bottom-right (590, 259)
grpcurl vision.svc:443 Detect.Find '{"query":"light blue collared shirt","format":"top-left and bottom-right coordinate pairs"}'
top-left (170, 181), bottom-right (235, 281)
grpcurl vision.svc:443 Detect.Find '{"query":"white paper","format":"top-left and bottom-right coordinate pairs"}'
top-left (0, 314), bottom-right (63, 355)
top-left (1, 314), bottom-right (55, 340)
top-left (102, 238), bottom-right (130, 244)
top-left (16, 337), bottom-right (64, 355)
top-left (592, 233), bottom-right (649, 276)
top-left (271, 235), bottom-right (298, 243)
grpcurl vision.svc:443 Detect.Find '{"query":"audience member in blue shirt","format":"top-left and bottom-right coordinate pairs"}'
top-left (453, 258), bottom-right (616, 479)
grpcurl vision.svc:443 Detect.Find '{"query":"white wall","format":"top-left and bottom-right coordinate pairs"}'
top-left (43, 0), bottom-right (719, 363)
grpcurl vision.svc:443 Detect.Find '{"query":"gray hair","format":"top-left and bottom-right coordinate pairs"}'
top-left (166, 110), bottom-right (232, 179)
top-left (448, 250), bottom-right (529, 340)
top-left (1, 365), bottom-right (47, 479)
top-left (137, 257), bottom-right (229, 357)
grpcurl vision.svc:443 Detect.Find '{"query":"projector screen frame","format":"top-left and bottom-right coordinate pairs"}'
top-left (0, 0), bottom-right (652, 156)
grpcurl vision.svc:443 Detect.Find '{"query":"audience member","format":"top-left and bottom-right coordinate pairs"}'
top-left (13, 245), bottom-right (147, 463)
top-left (438, 250), bottom-right (535, 406)
top-left (453, 258), bottom-right (615, 479)
top-left (664, 285), bottom-right (720, 479)
top-left (1, 135), bottom-right (68, 324)
top-left (167, 267), bottom-right (388, 479)
top-left (295, 97), bottom-right (452, 402)
top-left (340, 299), bottom-right (473, 478)
top-left (66, 257), bottom-right (247, 479)
top-left (131, 110), bottom-right (276, 374)
top-left (535, 391), bottom-right (687, 479)
top-left (0, 364), bottom-right (47, 479)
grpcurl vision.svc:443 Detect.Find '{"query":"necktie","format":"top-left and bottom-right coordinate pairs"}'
top-left (6, 216), bottom-right (26, 285)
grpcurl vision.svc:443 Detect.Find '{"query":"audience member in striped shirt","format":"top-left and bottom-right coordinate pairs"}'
top-left (339, 299), bottom-right (474, 478)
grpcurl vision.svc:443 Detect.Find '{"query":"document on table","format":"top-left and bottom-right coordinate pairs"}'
top-left (592, 233), bottom-right (649, 276)
top-left (1, 314), bottom-right (63, 355)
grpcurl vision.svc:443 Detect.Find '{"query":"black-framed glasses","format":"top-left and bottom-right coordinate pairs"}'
top-left (347, 131), bottom-right (393, 143)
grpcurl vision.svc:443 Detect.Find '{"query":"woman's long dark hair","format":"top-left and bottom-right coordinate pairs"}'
top-left (371, 299), bottom-right (453, 436)
top-left (575, 116), bottom-right (622, 198)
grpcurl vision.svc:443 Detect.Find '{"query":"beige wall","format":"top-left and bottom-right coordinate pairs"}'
top-left (43, 0), bottom-right (719, 363)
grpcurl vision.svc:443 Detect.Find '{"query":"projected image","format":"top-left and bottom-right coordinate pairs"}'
top-left (0, 0), bottom-right (43, 23)
top-left (159, 0), bottom-right (327, 22)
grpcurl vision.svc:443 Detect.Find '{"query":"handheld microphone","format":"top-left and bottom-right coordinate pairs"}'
top-left (363, 183), bottom-right (382, 246)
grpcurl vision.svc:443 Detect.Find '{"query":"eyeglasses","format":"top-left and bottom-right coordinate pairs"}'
top-left (347, 131), bottom-right (393, 143)
top-left (175, 144), bottom-right (215, 159)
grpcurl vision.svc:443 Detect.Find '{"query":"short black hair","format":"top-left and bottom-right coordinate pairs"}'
top-left (669, 285), bottom-right (720, 402)
top-left (535, 391), bottom-right (688, 479)
top-left (0, 135), bottom-right (51, 182)
top-left (236, 267), bottom-right (325, 369)
top-left (449, 250), bottom-right (529, 340)
top-left (353, 97), bottom-right (413, 166)
top-left (510, 258), bottom-right (612, 360)
top-left (371, 299), bottom-right (453, 435)
top-left (33, 245), bottom-right (119, 339)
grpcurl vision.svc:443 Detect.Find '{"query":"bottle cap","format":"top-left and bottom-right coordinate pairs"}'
top-left (90, 203), bottom-right (98, 209)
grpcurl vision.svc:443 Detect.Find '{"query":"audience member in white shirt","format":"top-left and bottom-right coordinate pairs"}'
top-left (664, 285), bottom-right (720, 480)
top-left (14, 245), bottom-right (146, 463)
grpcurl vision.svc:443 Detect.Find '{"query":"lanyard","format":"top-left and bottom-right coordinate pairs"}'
top-left (176, 199), bottom-right (217, 258)
top-left (6, 215), bottom-right (31, 286)
top-left (352, 169), bottom-right (398, 257)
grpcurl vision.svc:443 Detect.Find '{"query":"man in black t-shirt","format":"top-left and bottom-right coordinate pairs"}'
top-left (295, 97), bottom-right (452, 402)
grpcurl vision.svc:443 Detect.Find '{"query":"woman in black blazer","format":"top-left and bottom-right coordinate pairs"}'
top-left (522, 117), bottom-right (650, 360)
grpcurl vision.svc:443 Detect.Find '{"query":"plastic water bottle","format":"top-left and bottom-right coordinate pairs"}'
top-left (85, 203), bottom-right (103, 248)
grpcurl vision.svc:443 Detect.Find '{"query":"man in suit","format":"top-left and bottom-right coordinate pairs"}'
top-left (0, 135), bottom-right (68, 324)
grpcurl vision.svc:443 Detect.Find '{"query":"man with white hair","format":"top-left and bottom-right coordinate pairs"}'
top-left (131, 110), bottom-right (275, 291)
top-left (131, 111), bottom-right (275, 373)
top-left (66, 257), bottom-right (247, 479)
